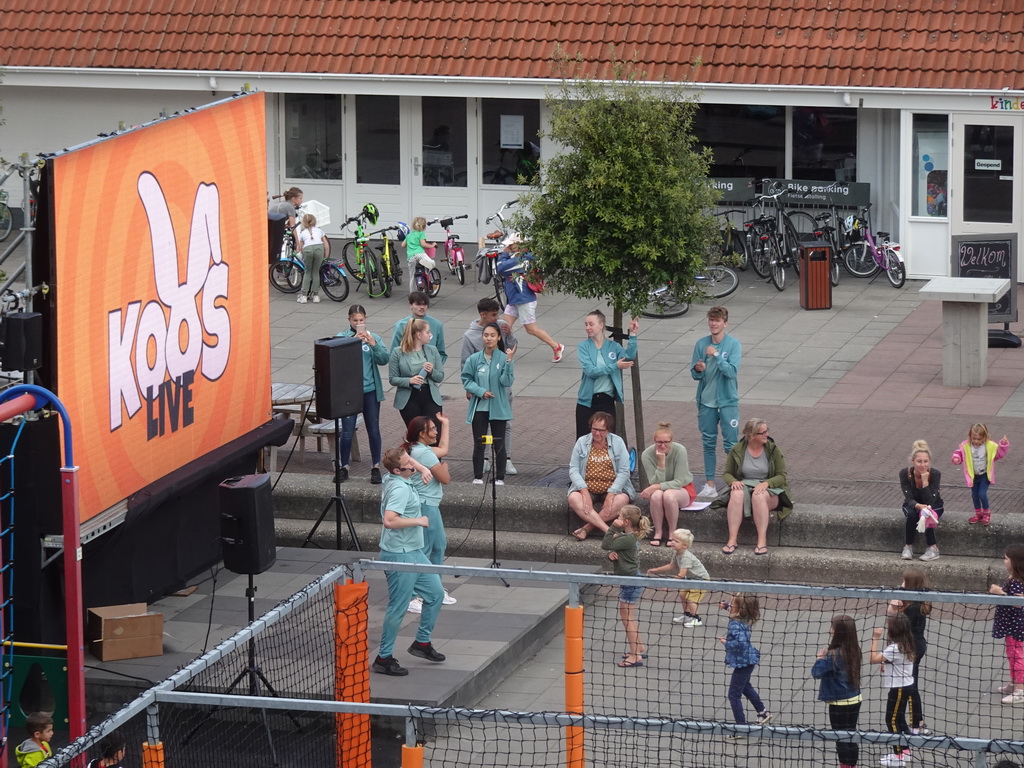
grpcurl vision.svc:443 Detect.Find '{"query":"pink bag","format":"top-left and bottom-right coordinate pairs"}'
top-left (916, 506), bottom-right (940, 532)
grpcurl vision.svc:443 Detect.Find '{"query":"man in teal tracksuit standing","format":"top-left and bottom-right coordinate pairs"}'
top-left (690, 305), bottom-right (741, 499)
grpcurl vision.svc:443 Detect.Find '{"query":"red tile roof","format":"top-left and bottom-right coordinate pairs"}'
top-left (2, 1), bottom-right (1024, 90)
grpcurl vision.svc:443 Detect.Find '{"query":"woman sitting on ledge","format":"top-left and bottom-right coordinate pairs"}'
top-left (716, 418), bottom-right (793, 556)
top-left (568, 411), bottom-right (636, 540)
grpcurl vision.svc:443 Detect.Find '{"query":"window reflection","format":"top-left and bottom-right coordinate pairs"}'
top-left (792, 107), bottom-right (857, 182)
top-left (696, 104), bottom-right (785, 181)
top-left (421, 98), bottom-right (467, 187)
top-left (963, 124), bottom-right (1014, 223)
top-left (356, 95), bottom-right (401, 185)
top-left (481, 99), bottom-right (541, 185)
top-left (912, 114), bottom-right (948, 217)
top-left (284, 95), bottom-right (342, 180)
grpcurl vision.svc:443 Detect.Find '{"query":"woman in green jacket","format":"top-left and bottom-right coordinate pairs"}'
top-left (718, 418), bottom-right (793, 556)
top-left (461, 323), bottom-right (516, 484)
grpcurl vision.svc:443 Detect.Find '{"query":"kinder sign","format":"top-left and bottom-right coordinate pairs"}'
top-left (52, 94), bottom-right (270, 521)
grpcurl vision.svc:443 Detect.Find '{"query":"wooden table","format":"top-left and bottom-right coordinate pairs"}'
top-left (918, 277), bottom-right (1011, 387)
top-left (270, 383), bottom-right (315, 471)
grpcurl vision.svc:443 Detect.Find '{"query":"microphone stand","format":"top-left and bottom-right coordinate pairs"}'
top-left (302, 418), bottom-right (361, 550)
top-left (484, 435), bottom-right (510, 588)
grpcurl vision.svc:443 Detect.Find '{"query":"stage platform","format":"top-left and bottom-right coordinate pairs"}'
top-left (85, 547), bottom-right (590, 715)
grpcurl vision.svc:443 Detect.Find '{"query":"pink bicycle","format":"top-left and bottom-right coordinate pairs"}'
top-left (428, 214), bottom-right (469, 285)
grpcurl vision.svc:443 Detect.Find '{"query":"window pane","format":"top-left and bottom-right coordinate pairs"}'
top-left (792, 107), bottom-right (858, 181)
top-left (696, 104), bottom-right (785, 181)
top-left (481, 99), bottom-right (541, 185)
top-left (284, 95), bottom-right (342, 180)
top-left (963, 123), bottom-right (1014, 224)
top-left (912, 114), bottom-right (948, 217)
top-left (421, 98), bottom-right (467, 187)
top-left (356, 95), bottom-right (401, 185)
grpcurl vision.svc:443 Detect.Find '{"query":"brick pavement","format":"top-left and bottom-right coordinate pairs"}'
top-left (273, 271), bottom-right (1024, 512)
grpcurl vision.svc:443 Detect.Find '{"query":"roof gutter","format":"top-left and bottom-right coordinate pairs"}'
top-left (1, 66), bottom-right (1019, 108)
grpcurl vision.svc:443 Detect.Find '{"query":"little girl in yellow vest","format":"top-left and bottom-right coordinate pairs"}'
top-left (951, 423), bottom-right (1010, 526)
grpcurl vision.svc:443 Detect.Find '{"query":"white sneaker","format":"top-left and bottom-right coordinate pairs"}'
top-left (472, 478), bottom-right (484, 485)
top-left (901, 545), bottom-right (914, 560)
top-left (494, 479), bottom-right (505, 486)
top-left (880, 751), bottom-right (912, 766)
top-left (505, 459), bottom-right (518, 475)
top-left (697, 482), bottom-right (717, 499)
top-left (672, 615), bottom-right (689, 624)
top-left (407, 597), bottom-right (423, 614)
top-left (683, 616), bottom-right (703, 628)
top-left (442, 590), bottom-right (457, 605)
top-left (311, 293), bottom-right (321, 303)
top-left (296, 294), bottom-right (307, 304)
top-left (919, 546), bottom-right (940, 562)
top-left (1002, 689), bottom-right (1024, 704)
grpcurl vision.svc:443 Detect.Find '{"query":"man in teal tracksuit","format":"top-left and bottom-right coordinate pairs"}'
top-left (690, 305), bottom-right (742, 499)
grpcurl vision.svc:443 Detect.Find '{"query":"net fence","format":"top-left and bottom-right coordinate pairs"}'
top-left (37, 562), bottom-right (1024, 768)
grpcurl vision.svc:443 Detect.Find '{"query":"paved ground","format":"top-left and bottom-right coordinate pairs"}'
top-left (271, 265), bottom-right (1024, 510)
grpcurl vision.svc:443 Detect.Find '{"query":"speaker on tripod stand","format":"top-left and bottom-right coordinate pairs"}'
top-left (184, 474), bottom-right (300, 762)
top-left (303, 336), bottom-right (363, 550)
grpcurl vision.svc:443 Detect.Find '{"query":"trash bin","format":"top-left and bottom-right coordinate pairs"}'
top-left (799, 241), bottom-right (832, 310)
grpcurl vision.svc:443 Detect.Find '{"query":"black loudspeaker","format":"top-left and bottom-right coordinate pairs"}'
top-left (314, 336), bottom-right (363, 420)
top-left (2, 312), bottom-right (42, 371)
top-left (219, 474), bottom-right (277, 575)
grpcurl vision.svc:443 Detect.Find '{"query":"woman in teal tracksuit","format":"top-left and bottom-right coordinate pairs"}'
top-left (575, 310), bottom-right (639, 438)
top-left (335, 304), bottom-right (390, 484)
top-left (461, 322), bottom-right (516, 483)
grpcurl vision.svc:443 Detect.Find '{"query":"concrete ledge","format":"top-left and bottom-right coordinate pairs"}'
top-left (273, 473), bottom-right (1018, 560)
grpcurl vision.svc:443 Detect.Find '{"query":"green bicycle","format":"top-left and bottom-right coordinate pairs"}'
top-left (341, 204), bottom-right (382, 293)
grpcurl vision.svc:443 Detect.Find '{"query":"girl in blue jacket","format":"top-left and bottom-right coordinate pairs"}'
top-left (719, 593), bottom-right (772, 733)
top-left (812, 614), bottom-right (863, 768)
top-left (575, 310), bottom-right (639, 438)
top-left (461, 323), bottom-right (516, 483)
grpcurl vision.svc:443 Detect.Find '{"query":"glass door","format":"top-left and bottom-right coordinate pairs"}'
top-left (951, 115), bottom-right (1020, 234)
top-left (409, 97), bottom-right (475, 242)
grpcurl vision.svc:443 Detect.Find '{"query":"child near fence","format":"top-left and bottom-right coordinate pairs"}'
top-left (718, 593), bottom-right (772, 734)
top-left (951, 423), bottom-right (1010, 526)
top-left (646, 528), bottom-right (710, 628)
top-left (871, 614), bottom-right (917, 767)
top-left (990, 543), bottom-right (1024, 704)
top-left (812, 615), bottom-right (863, 768)
top-left (887, 569), bottom-right (932, 735)
top-left (602, 504), bottom-right (651, 668)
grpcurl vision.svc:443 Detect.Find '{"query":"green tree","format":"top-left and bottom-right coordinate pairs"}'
top-left (516, 61), bottom-right (719, 471)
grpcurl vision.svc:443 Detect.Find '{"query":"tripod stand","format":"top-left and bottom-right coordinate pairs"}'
top-left (484, 435), bottom-right (510, 587)
top-left (182, 574), bottom-right (302, 764)
top-left (302, 418), bottom-right (361, 550)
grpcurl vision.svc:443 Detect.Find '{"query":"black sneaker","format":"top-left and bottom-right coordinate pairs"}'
top-left (334, 465), bottom-right (349, 484)
top-left (372, 655), bottom-right (408, 676)
top-left (408, 642), bottom-right (446, 662)
top-left (370, 467), bottom-right (382, 485)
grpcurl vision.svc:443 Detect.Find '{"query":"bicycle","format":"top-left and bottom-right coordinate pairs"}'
top-left (640, 256), bottom-right (737, 319)
top-left (641, 283), bottom-right (689, 318)
top-left (268, 243), bottom-right (350, 302)
top-left (717, 209), bottom-right (749, 271)
top-left (809, 201), bottom-right (852, 287)
top-left (412, 260), bottom-right (442, 298)
top-left (0, 191), bottom-right (12, 242)
top-left (749, 182), bottom-right (819, 291)
top-left (340, 204), bottom-right (381, 289)
top-left (363, 225), bottom-right (406, 299)
top-left (477, 199), bottom-right (519, 310)
top-left (428, 214), bottom-right (469, 284)
top-left (841, 205), bottom-right (907, 288)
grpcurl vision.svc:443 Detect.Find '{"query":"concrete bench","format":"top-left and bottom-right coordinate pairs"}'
top-left (918, 277), bottom-right (1011, 386)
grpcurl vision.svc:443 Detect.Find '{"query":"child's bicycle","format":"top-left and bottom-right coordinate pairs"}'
top-left (340, 204), bottom-right (382, 290)
top-left (427, 214), bottom-right (469, 284)
top-left (841, 204), bottom-right (907, 289)
top-left (476, 199), bottom-right (519, 310)
top-left (268, 244), bottom-right (350, 301)
top-left (412, 255), bottom-right (442, 298)
top-left (363, 225), bottom-right (405, 299)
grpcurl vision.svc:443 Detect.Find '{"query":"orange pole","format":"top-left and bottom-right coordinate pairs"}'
top-left (334, 581), bottom-right (371, 768)
top-left (401, 745), bottom-right (424, 768)
top-left (565, 604), bottom-right (585, 768)
top-left (141, 741), bottom-right (164, 768)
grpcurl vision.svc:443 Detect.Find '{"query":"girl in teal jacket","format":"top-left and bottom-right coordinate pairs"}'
top-left (461, 323), bottom-right (516, 483)
top-left (575, 310), bottom-right (639, 438)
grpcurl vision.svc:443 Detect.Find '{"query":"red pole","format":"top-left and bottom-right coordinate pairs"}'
top-left (61, 465), bottom-right (86, 748)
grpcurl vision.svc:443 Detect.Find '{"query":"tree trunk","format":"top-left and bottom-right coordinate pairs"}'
top-left (631, 352), bottom-right (648, 488)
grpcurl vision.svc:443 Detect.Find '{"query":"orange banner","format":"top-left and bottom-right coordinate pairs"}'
top-left (52, 93), bottom-right (270, 521)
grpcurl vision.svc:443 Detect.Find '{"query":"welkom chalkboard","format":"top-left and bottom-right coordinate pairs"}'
top-left (951, 233), bottom-right (1017, 323)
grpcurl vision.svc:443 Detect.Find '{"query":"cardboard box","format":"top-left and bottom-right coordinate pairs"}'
top-left (87, 603), bottom-right (164, 661)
